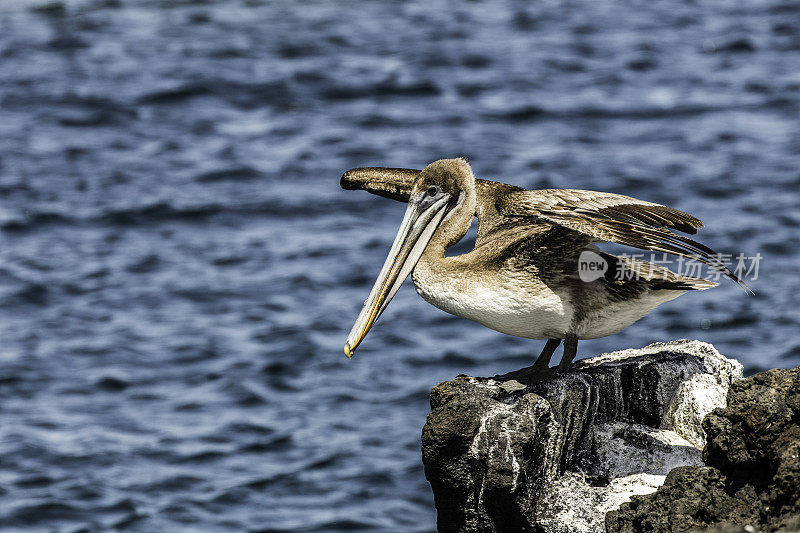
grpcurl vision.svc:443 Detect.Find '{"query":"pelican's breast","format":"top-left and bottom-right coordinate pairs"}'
top-left (411, 259), bottom-right (573, 339)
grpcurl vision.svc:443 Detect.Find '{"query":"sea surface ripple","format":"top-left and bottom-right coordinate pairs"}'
top-left (1, 0), bottom-right (799, 531)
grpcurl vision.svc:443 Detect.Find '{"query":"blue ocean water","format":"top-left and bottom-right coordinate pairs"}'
top-left (0, 0), bottom-right (798, 530)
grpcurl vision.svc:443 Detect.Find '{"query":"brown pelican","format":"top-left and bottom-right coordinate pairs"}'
top-left (341, 158), bottom-right (747, 377)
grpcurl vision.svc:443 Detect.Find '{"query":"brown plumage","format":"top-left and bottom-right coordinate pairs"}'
top-left (341, 159), bottom-right (747, 377)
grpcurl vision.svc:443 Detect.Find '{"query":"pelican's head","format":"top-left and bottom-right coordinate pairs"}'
top-left (343, 158), bottom-right (476, 358)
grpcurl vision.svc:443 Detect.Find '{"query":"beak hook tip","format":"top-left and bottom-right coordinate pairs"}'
top-left (344, 343), bottom-right (353, 359)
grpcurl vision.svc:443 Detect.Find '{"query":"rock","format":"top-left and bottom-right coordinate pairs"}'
top-left (660, 373), bottom-right (729, 448)
top-left (586, 422), bottom-right (702, 483)
top-left (608, 367), bottom-right (800, 532)
top-left (605, 466), bottom-right (756, 532)
top-left (421, 340), bottom-right (742, 533)
top-left (538, 471), bottom-right (667, 533)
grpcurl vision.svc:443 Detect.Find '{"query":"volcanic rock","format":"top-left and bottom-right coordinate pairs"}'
top-left (421, 340), bottom-right (742, 533)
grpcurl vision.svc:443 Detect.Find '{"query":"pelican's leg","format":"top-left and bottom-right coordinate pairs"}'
top-left (557, 333), bottom-right (579, 372)
top-left (493, 339), bottom-right (561, 382)
top-left (532, 338), bottom-right (562, 369)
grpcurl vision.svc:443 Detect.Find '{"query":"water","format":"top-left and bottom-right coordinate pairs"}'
top-left (0, 0), bottom-right (798, 530)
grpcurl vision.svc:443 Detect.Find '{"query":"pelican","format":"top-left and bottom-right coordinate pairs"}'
top-left (342, 158), bottom-right (747, 378)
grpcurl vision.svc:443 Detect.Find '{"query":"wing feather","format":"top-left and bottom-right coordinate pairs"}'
top-left (496, 189), bottom-right (750, 292)
top-left (500, 189), bottom-right (703, 234)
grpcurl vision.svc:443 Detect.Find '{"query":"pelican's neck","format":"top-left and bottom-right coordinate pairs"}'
top-left (421, 190), bottom-right (476, 262)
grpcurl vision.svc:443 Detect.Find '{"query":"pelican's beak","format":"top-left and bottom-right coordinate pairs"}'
top-left (344, 193), bottom-right (452, 358)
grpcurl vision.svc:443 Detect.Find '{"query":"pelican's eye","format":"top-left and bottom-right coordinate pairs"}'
top-left (426, 185), bottom-right (439, 197)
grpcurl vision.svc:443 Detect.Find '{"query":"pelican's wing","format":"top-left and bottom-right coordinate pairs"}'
top-left (473, 179), bottom-right (536, 245)
top-left (498, 189), bottom-right (703, 234)
top-left (340, 167), bottom-right (419, 202)
top-left (495, 188), bottom-right (749, 291)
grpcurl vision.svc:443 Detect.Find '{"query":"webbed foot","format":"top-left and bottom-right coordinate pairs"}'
top-left (493, 363), bottom-right (556, 384)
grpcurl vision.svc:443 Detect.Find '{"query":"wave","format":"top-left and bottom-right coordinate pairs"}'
top-left (137, 80), bottom-right (295, 109)
top-left (321, 80), bottom-right (441, 100)
top-left (194, 166), bottom-right (263, 182)
top-left (1, 197), bottom-right (362, 232)
top-left (483, 97), bottom-right (798, 122)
